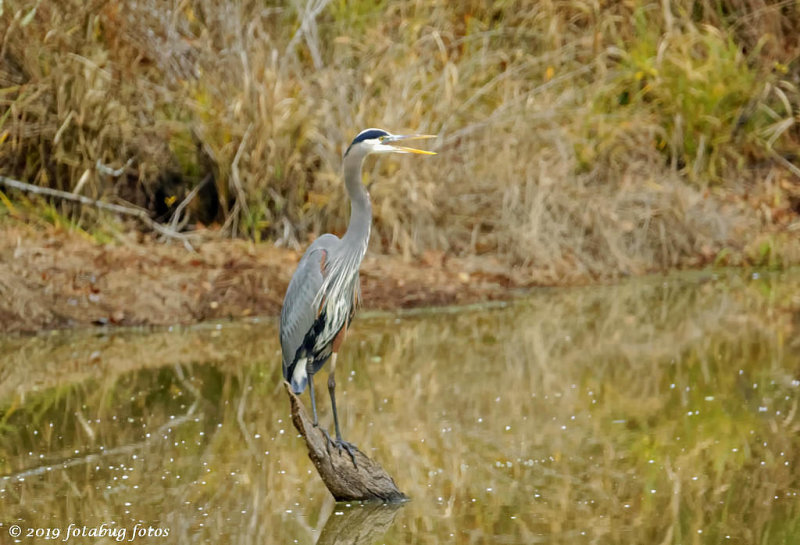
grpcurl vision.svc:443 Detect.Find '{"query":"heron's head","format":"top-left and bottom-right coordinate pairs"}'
top-left (344, 128), bottom-right (437, 158)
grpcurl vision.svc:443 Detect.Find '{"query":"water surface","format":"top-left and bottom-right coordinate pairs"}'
top-left (1, 270), bottom-right (799, 544)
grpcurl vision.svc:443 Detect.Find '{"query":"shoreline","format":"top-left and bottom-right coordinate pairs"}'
top-left (0, 221), bottom-right (523, 334)
top-left (1, 218), bottom-right (797, 336)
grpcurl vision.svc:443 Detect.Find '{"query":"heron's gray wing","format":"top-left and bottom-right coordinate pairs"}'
top-left (280, 235), bottom-right (339, 379)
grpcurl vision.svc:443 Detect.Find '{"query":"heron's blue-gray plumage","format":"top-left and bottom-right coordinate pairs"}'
top-left (280, 133), bottom-right (374, 394)
top-left (280, 234), bottom-right (336, 392)
top-left (280, 233), bottom-right (365, 393)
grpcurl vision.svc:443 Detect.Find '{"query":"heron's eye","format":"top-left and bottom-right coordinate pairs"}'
top-left (379, 136), bottom-right (387, 142)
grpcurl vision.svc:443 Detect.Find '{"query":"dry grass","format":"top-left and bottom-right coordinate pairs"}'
top-left (1, 0), bottom-right (800, 280)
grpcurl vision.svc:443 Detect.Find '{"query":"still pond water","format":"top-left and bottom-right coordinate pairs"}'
top-left (1, 270), bottom-right (799, 544)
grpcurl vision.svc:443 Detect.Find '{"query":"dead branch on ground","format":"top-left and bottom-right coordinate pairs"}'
top-left (0, 175), bottom-right (197, 249)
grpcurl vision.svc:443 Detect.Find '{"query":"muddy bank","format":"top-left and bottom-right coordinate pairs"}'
top-left (0, 222), bottom-right (526, 334)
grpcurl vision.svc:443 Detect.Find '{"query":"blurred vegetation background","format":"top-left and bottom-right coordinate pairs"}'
top-left (1, 0), bottom-right (799, 280)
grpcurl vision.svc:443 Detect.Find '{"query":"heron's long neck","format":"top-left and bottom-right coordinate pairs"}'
top-left (341, 151), bottom-right (372, 260)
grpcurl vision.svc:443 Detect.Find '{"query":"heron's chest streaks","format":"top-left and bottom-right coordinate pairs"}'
top-left (311, 245), bottom-right (365, 354)
top-left (313, 274), bottom-right (358, 354)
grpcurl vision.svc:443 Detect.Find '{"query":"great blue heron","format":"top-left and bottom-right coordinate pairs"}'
top-left (280, 128), bottom-right (435, 464)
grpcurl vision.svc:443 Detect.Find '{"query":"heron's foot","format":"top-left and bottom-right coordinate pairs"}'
top-left (335, 439), bottom-right (359, 468)
top-left (320, 428), bottom-right (358, 468)
top-left (320, 427), bottom-right (336, 456)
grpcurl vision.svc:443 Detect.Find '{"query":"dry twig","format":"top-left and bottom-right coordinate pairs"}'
top-left (0, 175), bottom-right (197, 249)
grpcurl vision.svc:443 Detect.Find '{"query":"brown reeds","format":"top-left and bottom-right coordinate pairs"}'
top-left (1, 1), bottom-right (799, 278)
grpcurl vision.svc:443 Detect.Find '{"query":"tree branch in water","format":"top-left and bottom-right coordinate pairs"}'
top-left (285, 382), bottom-right (407, 503)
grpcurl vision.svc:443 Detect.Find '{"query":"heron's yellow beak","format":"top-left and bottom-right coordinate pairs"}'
top-left (386, 134), bottom-right (437, 155)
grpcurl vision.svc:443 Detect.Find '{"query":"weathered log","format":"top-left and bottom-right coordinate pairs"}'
top-left (285, 382), bottom-right (407, 503)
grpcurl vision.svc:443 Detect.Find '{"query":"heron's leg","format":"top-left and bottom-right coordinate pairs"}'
top-left (307, 364), bottom-right (319, 427)
top-left (328, 353), bottom-right (343, 441)
top-left (327, 352), bottom-right (358, 467)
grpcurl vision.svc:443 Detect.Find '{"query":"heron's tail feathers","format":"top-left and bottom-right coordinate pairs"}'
top-left (289, 358), bottom-right (309, 394)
